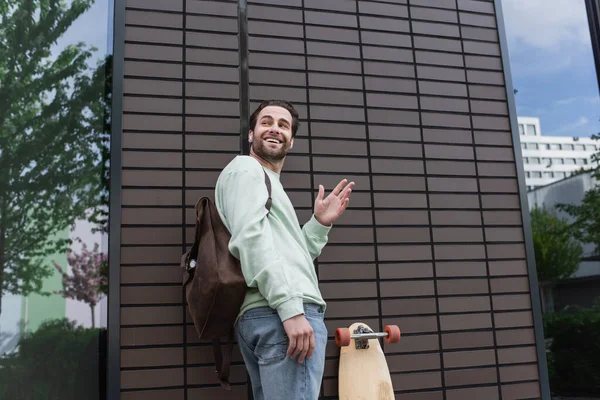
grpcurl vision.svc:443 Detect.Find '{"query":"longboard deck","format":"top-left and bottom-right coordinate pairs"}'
top-left (338, 322), bottom-right (394, 400)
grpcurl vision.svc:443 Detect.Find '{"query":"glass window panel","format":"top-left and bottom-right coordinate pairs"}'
top-left (0, 1), bottom-right (112, 398)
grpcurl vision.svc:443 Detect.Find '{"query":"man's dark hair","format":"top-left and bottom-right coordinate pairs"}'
top-left (249, 100), bottom-right (300, 138)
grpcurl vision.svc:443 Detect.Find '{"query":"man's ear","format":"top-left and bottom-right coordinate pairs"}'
top-left (290, 137), bottom-right (294, 149)
top-left (248, 130), bottom-right (253, 143)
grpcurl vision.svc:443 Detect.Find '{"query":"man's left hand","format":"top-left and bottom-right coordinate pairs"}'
top-left (314, 179), bottom-right (355, 226)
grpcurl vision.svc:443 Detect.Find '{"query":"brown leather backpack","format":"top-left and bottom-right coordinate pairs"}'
top-left (182, 170), bottom-right (272, 390)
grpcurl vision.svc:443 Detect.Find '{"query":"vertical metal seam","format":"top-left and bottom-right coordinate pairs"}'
top-left (182, 0), bottom-right (188, 398)
top-left (493, 0), bottom-right (551, 398)
top-left (406, 1), bottom-right (447, 397)
top-left (454, 1), bottom-right (502, 398)
top-left (108, 0), bottom-right (124, 397)
top-left (300, 2), bottom-right (319, 293)
top-left (239, 0), bottom-right (250, 156)
top-left (354, 1), bottom-right (384, 338)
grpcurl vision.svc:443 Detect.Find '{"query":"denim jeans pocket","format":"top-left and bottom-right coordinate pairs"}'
top-left (238, 309), bottom-right (288, 364)
top-left (304, 308), bottom-right (325, 320)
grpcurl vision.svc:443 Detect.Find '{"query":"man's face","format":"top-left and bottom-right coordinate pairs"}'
top-left (249, 106), bottom-right (295, 161)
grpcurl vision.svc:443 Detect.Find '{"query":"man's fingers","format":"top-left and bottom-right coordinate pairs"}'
top-left (292, 334), bottom-right (304, 359)
top-left (282, 315), bottom-right (316, 363)
top-left (341, 198), bottom-right (350, 211)
top-left (335, 198), bottom-right (350, 219)
top-left (287, 335), bottom-right (297, 358)
top-left (339, 187), bottom-right (353, 201)
top-left (317, 184), bottom-right (325, 202)
top-left (299, 333), bottom-right (310, 364)
top-left (307, 333), bottom-right (316, 361)
top-left (330, 179), bottom-right (348, 196)
top-left (338, 182), bottom-right (355, 200)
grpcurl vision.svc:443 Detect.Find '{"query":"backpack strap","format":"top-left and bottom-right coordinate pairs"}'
top-left (212, 330), bottom-right (235, 390)
top-left (263, 170), bottom-right (272, 212)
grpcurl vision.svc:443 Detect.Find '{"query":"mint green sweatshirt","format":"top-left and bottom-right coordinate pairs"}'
top-left (215, 156), bottom-right (330, 322)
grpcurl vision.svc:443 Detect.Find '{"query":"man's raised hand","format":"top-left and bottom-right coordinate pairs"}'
top-left (314, 179), bottom-right (355, 226)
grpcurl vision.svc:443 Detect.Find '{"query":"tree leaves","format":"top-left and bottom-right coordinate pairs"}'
top-left (0, 0), bottom-right (108, 314)
top-left (556, 135), bottom-right (600, 259)
top-left (556, 186), bottom-right (600, 258)
top-left (530, 205), bottom-right (583, 284)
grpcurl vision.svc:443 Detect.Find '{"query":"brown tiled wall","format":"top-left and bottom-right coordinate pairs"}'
top-left (118, 0), bottom-right (542, 398)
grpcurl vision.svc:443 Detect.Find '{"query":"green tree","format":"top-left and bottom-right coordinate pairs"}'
top-left (0, 0), bottom-right (108, 315)
top-left (557, 186), bottom-right (600, 259)
top-left (531, 205), bottom-right (583, 284)
top-left (531, 206), bottom-right (583, 312)
top-left (556, 134), bottom-right (600, 260)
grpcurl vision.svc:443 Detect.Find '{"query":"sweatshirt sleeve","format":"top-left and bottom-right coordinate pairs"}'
top-left (302, 215), bottom-right (331, 260)
top-left (217, 168), bottom-right (304, 322)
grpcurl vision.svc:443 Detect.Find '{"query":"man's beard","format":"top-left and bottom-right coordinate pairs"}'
top-left (251, 139), bottom-right (290, 161)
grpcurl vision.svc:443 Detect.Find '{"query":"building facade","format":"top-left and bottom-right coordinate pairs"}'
top-left (517, 116), bottom-right (599, 191)
top-left (110, 0), bottom-right (550, 399)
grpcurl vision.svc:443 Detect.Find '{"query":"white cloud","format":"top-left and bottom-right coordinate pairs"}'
top-left (548, 116), bottom-right (589, 135)
top-left (556, 97), bottom-right (577, 106)
top-left (501, 0), bottom-right (590, 52)
top-left (555, 96), bottom-right (600, 107)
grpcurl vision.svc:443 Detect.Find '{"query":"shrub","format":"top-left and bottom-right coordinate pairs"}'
top-left (543, 302), bottom-right (600, 396)
top-left (0, 318), bottom-right (106, 400)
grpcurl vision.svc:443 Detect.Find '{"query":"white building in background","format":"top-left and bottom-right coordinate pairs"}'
top-left (517, 116), bottom-right (599, 190)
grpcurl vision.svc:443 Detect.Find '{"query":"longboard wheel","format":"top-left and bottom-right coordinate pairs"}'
top-left (335, 328), bottom-right (351, 347)
top-left (384, 325), bottom-right (401, 344)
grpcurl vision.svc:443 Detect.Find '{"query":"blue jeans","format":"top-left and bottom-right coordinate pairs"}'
top-left (235, 303), bottom-right (327, 400)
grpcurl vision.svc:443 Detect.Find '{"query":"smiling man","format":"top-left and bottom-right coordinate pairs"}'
top-left (215, 99), bottom-right (354, 399)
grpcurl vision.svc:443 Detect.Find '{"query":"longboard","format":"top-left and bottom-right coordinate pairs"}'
top-left (335, 322), bottom-right (401, 400)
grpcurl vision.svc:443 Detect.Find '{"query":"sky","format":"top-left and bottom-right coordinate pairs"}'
top-left (501, 0), bottom-right (600, 138)
top-left (53, 0), bottom-right (110, 67)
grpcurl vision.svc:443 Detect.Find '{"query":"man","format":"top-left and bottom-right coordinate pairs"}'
top-left (215, 99), bottom-right (354, 399)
